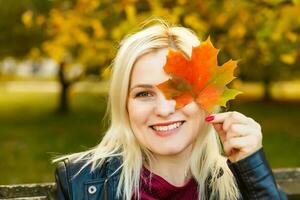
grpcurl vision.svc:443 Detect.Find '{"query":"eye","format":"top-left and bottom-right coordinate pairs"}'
top-left (135, 91), bottom-right (153, 98)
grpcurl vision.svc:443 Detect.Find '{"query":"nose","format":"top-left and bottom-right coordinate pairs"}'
top-left (154, 94), bottom-right (176, 117)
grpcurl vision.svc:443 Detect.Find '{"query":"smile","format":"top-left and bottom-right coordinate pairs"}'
top-left (150, 121), bottom-right (185, 132)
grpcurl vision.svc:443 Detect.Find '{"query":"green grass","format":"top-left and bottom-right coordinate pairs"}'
top-left (0, 91), bottom-right (108, 184)
top-left (0, 91), bottom-right (299, 184)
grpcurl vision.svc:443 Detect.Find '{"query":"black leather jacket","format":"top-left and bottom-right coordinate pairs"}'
top-left (55, 148), bottom-right (287, 200)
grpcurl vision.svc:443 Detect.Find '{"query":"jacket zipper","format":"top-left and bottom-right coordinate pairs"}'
top-left (101, 179), bottom-right (108, 200)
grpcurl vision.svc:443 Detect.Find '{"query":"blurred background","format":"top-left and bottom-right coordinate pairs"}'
top-left (0, 0), bottom-right (299, 184)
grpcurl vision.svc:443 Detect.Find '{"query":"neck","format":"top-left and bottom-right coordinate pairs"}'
top-left (145, 145), bottom-right (193, 187)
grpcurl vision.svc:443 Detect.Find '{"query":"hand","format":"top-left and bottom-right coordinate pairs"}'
top-left (205, 111), bottom-right (263, 163)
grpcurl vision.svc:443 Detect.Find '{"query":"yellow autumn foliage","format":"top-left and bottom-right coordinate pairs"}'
top-left (21, 10), bottom-right (33, 28)
top-left (23, 0), bottom-right (300, 80)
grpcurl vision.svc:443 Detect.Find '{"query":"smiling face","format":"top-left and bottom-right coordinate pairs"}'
top-left (127, 48), bottom-right (207, 157)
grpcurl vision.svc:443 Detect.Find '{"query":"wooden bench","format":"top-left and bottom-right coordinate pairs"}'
top-left (0, 168), bottom-right (299, 199)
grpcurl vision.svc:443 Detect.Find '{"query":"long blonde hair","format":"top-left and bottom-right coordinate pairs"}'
top-left (54, 19), bottom-right (240, 200)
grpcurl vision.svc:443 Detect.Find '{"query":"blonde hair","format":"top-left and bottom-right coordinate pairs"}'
top-left (54, 19), bottom-right (240, 200)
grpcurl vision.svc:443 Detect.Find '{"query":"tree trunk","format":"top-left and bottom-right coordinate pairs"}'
top-left (263, 76), bottom-right (272, 101)
top-left (58, 62), bottom-right (70, 113)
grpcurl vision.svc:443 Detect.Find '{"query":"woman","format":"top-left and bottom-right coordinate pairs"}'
top-left (55, 21), bottom-right (287, 200)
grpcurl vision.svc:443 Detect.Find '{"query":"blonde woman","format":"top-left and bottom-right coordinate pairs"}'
top-left (54, 21), bottom-right (287, 200)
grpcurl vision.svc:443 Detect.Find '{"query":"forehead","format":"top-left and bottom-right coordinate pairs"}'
top-left (130, 48), bottom-right (170, 87)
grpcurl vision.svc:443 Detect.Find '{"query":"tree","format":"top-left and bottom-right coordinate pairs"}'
top-left (0, 0), bottom-right (51, 59)
top-left (24, 0), bottom-right (300, 111)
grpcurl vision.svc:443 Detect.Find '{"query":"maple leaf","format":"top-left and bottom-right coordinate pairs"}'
top-left (156, 37), bottom-right (242, 112)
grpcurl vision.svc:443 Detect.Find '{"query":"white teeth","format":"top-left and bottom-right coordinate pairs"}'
top-left (152, 122), bottom-right (183, 132)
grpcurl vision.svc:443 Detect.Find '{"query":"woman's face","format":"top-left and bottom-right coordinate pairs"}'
top-left (127, 48), bottom-right (206, 156)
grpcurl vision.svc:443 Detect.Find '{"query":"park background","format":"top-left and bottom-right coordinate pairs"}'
top-left (0, 0), bottom-right (300, 184)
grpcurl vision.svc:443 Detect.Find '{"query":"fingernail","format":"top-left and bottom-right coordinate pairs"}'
top-left (205, 115), bottom-right (215, 122)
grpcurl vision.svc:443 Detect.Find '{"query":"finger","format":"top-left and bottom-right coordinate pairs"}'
top-left (248, 117), bottom-right (262, 130)
top-left (223, 136), bottom-right (250, 155)
top-left (226, 124), bottom-right (254, 139)
top-left (207, 111), bottom-right (248, 125)
top-left (222, 112), bottom-right (249, 132)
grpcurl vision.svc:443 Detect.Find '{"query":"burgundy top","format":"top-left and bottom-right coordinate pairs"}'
top-left (132, 166), bottom-right (198, 200)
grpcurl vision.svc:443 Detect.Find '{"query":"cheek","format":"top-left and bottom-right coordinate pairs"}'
top-left (127, 100), bottom-right (155, 149)
top-left (183, 102), bottom-right (206, 119)
top-left (127, 99), bottom-right (154, 130)
top-left (182, 102), bottom-right (207, 135)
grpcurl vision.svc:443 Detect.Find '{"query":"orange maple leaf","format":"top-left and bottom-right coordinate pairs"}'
top-left (157, 37), bottom-right (242, 112)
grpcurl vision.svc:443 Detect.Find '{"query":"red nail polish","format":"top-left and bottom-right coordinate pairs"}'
top-left (205, 115), bottom-right (214, 122)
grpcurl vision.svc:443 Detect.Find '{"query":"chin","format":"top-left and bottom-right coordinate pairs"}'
top-left (150, 143), bottom-right (190, 156)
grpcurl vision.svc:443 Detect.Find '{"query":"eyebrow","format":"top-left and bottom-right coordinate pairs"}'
top-left (130, 84), bottom-right (154, 91)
